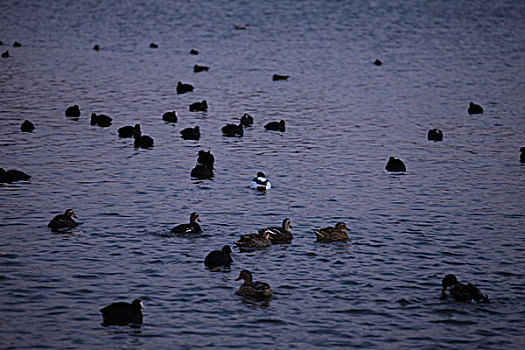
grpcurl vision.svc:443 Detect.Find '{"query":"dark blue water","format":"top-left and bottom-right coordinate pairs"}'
top-left (1, 0), bottom-right (524, 348)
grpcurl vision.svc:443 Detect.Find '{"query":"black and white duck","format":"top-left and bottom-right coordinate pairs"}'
top-left (100, 299), bottom-right (143, 326)
top-left (235, 270), bottom-right (273, 299)
top-left (250, 172), bottom-right (271, 191)
top-left (177, 81), bottom-right (194, 94)
top-left (441, 274), bottom-right (490, 303)
top-left (260, 218), bottom-right (293, 244)
top-left (314, 222), bottom-right (351, 243)
top-left (180, 126), bottom-right (200, 140)
top-left (47, 209), bottom-right (81, 231)
top-left (204, 245), bottom-right (233, 268)
top-left (235, 230), bottom-right (271, 249)
top-left (264, 120), bottom-right (285, 132)
top-left (0, 168), bottom-right (31, 183)
top-left (171, 212), bottom-right (202, 234)
top-left (118, 124), bottom-right (141, 138)
top-left (385, 156), bottom-right (406, 172)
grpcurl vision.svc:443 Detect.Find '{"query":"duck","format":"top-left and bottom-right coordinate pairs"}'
top-left (373, 59), bottom-right (382, 66)
top-left (100, 299), bottom-right (143, 326)
top-left (177, 81), bottom-right (194, 94)
top-left (191, 163), bottom-right (213, 179)
top-left (180, 126), bottom-right (200, 140)
top-left (47, 209), bottom-right (81, 231)
top-left (118, 124), bottom-right (141, 138)
top-left (133, 133), bottom-right (154, 149)
top-left (520, 147), bottom-right (525, 163)
top-left (20, 120), bottom-right (35, 132)
top-left (204, 245), bottom-right (233, 268)
top-left (93, 44), bottom-right (100, 51)
top-left (90, 113), bottom-right (112, 127)
top-left (235, 270), bottom-right (273, 299)
top-left (468, 102), bottom-right (483, 114)
top-left (13, 41), bottom-right (21, 47)
top-left (250, 172), bottom-right (271, 191)
top-left (234, 23), bottom-right (250, 30)
top-left (162, 111), bottom-right (178, 123)
top-left (385, 156), bottom-right (406, 172)
top-left (189, 100), bottom-right (208, 112)
top-left (260, 218), bottom-right (293, 244)
top-left (427, 128), bottom-right (443, 141)
top-left (197, 150), bottom-right (214, 170)
top-left (441, 274), bottom-right (490, 303)
top-left (190, 49), bottom-right (198, 55)
top-left (65, 105), bottom-right (80, 117)
top-left (194, 64), bottom-right (209, 72)
top-left (1, 50), bottom-right (9, 58)
top-left (222, 121), bottom-right (244, 137)
top-left (149, 42), bottom-right (158, 49)
top-left (272, 74), bottom-right (289, 81)
top-left (171, 212), bottom-right (202, 234)
top-left (0, 168), bottom-right (31, 183)
top-left (240, 113), bottom-right (253, 127)
top-left (264, 120), bottom-right (285, 132)
top-left (314, 222), bottom-right (351, 242)
top-left (235, 230), bottom-right (271, 249)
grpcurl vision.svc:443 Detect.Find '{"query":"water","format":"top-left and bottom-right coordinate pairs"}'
top-left (1, 0), bottom-right (524, 348)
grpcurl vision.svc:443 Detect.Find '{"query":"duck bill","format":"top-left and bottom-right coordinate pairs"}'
top-left (235, 275), bottom-right (242, 281)
top-left (197, 217), bottom-right (201, 222)
top-left (72, 214), bottom-right (79, 219)
top-left (345, 227), bottom-right (351, 231)
top-left (441, 287), bottom-right (447, 296)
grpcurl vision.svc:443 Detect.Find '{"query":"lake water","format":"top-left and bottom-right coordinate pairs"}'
top-left (1, 0), bottom-right (524, 348)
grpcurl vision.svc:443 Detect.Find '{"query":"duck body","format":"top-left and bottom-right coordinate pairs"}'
top-left (235, 270), bottom-right (273, 299)
top-left (65, 105), bottom-right (80, 117)
top-left (0, 168), bottom-right (31, 183)
top-left (250, 172), bottom-right (271, 191)
top-left (171, 212), bottom-right (202, 234)
top-left (235, 231), bottom-right (271, 249)
top-left (48, 209), bottom-right (80, 231)
top-left (194, 65), bottom-right (209, 72)
top-left (264, 120), bottom-right (285, 132)
top-left (240, 113), bottom-right (253, 127)
top-left (191, 164), bottom-right (213, 179)
top-left (134, 133), bottom-right (154, 149)
top-left (118, 124), bottom-right (141, 138)
top-left (520, 147), bottom-right (525, 163)
top-left (180, 126), bottom-right (200, 140)
top-left (272, 74), bottom-right (289, 81)
top-left (204, 245), bottom-right (233, 268)
top-left (162, 111), bottom-right (178, 123)
top-left (222, 123), bottom-right (243, 137)
top-left (260, 218), bottom-right (293, 244)
top-left (90, 113), bottom-right (112, 127)
top-left (427, 128), bottom-right (443, 141)
top-left (468, 102), bottom-right (483, 114)
top-left (189, 100), bottom-right (208, 112)
top-left (314, 222), bottom-right (351, 243)
top-left (177, 81), bottom-right (194, 94)
top-left (1, 50), bottom-right (9, 58)
top-left (385, 156), bottom-right (406, 172)
top-left (21, 120), bottom-right (35, 132)
top-left (441, 274), bottom-right (489, 303)
top-left (100, 299), bottom-right (143, 326)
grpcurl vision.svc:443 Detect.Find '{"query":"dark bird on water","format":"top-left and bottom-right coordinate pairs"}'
top-left (235, 230), bottom-right (271, 249)
top-left (222, 121), bottom-right (244, 137)
top-left (65, 105), bottom-right (80, 118)
top-left (133, 133), bottom-right (154, 149)
top-left (100, 299), bottom-right (143, 326)
top-left (1, 51), bottom-right (9, 58)
top-left (90, 113), bottom-right (112, 127)
top-left (260, 218), bottom-right (293, 244)
top-left (47, 209), bottom-right (81, 231)
top-left (520, 147), bottom-right (525, 163)
top-left (177, 81), bottom-right (194, 94)
top-left (190, 49), bottom-right (198, 55)
top-left (191, 164), bottom-right (213, 179)
top-left (189, 100), bottom-right (208, 112)
top-left (197, 150), bottom-right (214, 170)
top-left (162, 111), bottom-right (178, 123)
top-left (314, 222), bottom-right (351, 243)
top-left (235, 270), bottom-right (273, 299)
top-left (373, 59), bottom-right (382, 66)
top-left (441, 274), bottom-right (490, 303)
top-left (0, 168), bottom-right (31, 183)
top-left (13, 41), bottom-right (21, 47)
top-left (171, 212), bottom-right (202, 234)
top-left (264, 120), bottom-right (285, 132)
top-left (272, 74), bottom-right (289, 81)
top-left (149, 43), bottom-right (158, 49)
top-left (21, 120), bottom-right (35, 132)
top-left (250, 172), bottom-right (271, 191)
top-left (194, 64), bottom-right (209, 72)
top-left (240, 113), bottom-right (253, 127)
top-left (204, 245), bottom-right (233, 268)
top-left (118, 124), bottom-right (141, 138)
top-left (385, 156), bottom-right (406, 172)
top-left (468, 102), bottom-right (483, 114)
top-left (93, 44), bottom-right (100, 51)
top-left (427, 128), bottom-right (443, 141)
top-left (180, 126), bottom-right (200, 140)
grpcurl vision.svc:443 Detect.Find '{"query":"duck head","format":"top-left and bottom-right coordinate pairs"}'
top-left (190, 212), bottom-right (201, 223)
top-left (335, 222), bottom-right (351, 231)
top-left (221, 245), bottom-right (232, 254)
top-left (131, 299), bottom-right (144, 310)
top-left (65, 209), bottom-right (78, 219)
top-left (235, 269), bottom-right (253, 283)
top-left (282, 218), bottom-right (292, 230)
top-left (256, 172), bottom-right (266, 179)
top-left (441, 274), bottom-right (458, 296)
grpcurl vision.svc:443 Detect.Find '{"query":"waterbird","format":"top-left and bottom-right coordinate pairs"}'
top-left (272, 74), bottom-right (289, 81)
top-left (235, 230), bottom-right (271, 249)
top-left (47, 209), bottom-right (81, 231)
top-left (250, 172), bottom-right (271, 191)
top-left (177, 81), bottom-right (194, 94)
top-left (235, 270), bottom-right (273, 299)
top-left (171, 212), bottom-right (202, 234)
top-left (162, 111), bottom-right (178, 123)
top-left (468, 102), bottom-right (483, 114)
top-left (149, 43), bottom-right (158, 49)
top-left (260, 218), bottom-right (293, 244)
top-left (65, 105), bottom-right (80, 117)
top-left (191, 163), bottom-right (213, 179)
top-left (204, 245), bottom-right (233, 268)
top-left (93, 44), bottom-right (100, 51)
top-left (385, 156), bottom-right (406, 172)
top-left (180, 126), bottom-right (200, 140)
top-left (264, 120), bottom-right (285, 132)
top-left (1, 50), bottom-right (9, 58)
top-left (133, 133), bottom-right (154, 149)
top-left (240, 113), bottom-right (253, 127)
top-left (20, 120), bottom-right (35, 132)
top-left (189, 100), bottom-right (208, 112)
top-left (222, 121), bottom-right (244, 137)
top-left (441, 274), bottom-right (489, 303)
top-left (427, 128), bottom-right (443, 141)
top-left (118, 124), bottom-right (141, 138)
top-left (90, 113), bottom-right (112, 127)
top-left (100, 299), bottom-right (143, 326)
top-left (314, 222), bottom-right (351, 243)
top-left (0, 168), bottom-right (31, 183)
top-left (194, 65), bottom-right (209, 72)
top-left (197, 150), bottom-right (214, 170)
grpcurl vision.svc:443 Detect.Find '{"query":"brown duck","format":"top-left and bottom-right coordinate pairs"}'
top-left (314, 222), bottom-right (351, 242)
top-left (235, 270), bottom-right (273, 299)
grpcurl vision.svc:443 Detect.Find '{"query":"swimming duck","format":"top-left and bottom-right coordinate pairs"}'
top-left (149, 42), bottom-right (158, 49)
top-left (65, 105), bottom-right (80, 117)
top-left (520, 147), bottom-right (525, 163)
top-left (118, 124), bottom-right (141, 138)
top-left (385, 156), bottom-right (406, 172)
top-left (191, 163), bottom-right (213, 179)
top-left (441, 274), bottom-right (489, 303)
top-left (162, 111), bottom-right (178, 123)
top-left (260, 218), bottom-right (293, 244)
top-left (93, 44), bottom-right (100, 51)
top-left (373, 59), bottom-right (382, 66)
top-left (468, 102), bottom-right (483, 114)
top-left (264, 120), bottom-right (285, 132)
top-left (133, 133), bottom-right (154, 149)
top-left (194, 65), bottom-right (209, 72)
top-left (1, 50), bottom-right (9, 58)
top-left (250, 172), bottom-right (271, 191)
top-left (235, 270), bottom-right (273, 299)
top-left (222, 121), bottom-right (244, 137)
top-left (20, 120), bottom-right (35, 132)
top-left (180, 126), bottom-right (200, 140)
top-left (204, 245), bottom-right (233, 268)
top-left (314, 222), bottom-right (351, 242)
top-left (272, 74), bottom-right (289, 81)
top-left (190, 49), bottom-right (198, 55)
top-left (0, 168), bottom-right (31, 183)
top-left (235, 230), bottom-right (271, 249)
top-left (240, 113), bottom-right (253, 127)
top-left (189, 100), bottom-right (208, 112)
top-left (47, 209), bottom-right (81, 231)
top-left (100, 299), bottom-right (143, 326)
top-left (90, 113), bottom-right (112, 127)
top-left (427, 128), bottom-right (443, 141)
top-left (197, 150), bottom-right (214, 170)
top-left (177, 81), bottom-right (194, 94)
top-left (13, 41), bottom-right (21, 47)
top-left (171, 212), bottom-right (202, 234)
